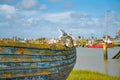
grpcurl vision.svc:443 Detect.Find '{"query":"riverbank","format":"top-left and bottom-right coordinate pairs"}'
top-left (74, 47), bottom-right (120, 77)
top-left (67, 70), bottom-right (120, 80)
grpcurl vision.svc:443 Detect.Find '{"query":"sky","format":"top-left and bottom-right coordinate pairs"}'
top-left (0, 0), bottom-right (120, 39)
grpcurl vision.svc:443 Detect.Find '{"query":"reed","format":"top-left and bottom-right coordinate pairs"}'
top-left (67, 69), bottom-right (120, 80)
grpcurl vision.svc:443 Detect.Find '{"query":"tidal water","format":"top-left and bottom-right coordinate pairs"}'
top-left (74, 47), bottom-right (120, 77)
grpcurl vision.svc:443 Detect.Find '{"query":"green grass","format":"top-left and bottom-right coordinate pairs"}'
top-left (67, 70), bottom-right (120, 80)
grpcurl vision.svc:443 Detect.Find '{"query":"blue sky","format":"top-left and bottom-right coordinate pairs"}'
top-left (0, 0), bottom-right (120, 39)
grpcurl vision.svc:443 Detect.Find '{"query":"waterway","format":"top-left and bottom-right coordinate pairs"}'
top-left (74, 47), bottom-right (120, 77)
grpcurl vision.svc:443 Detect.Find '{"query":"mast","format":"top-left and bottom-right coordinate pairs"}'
top-left (105, 10), bottom-right (110, 42)
top-left (103, 10), bottom-right (110, 60)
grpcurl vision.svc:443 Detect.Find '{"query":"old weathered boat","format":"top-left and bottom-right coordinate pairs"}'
top-left (0, 32), bottom-right (76, 80)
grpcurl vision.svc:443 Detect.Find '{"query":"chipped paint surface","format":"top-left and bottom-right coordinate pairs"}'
top-left (0, 46), bottom-right (76, 80)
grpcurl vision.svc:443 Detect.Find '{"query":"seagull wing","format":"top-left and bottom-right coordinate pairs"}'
top-left (59, 29), bottom-right (68, 37)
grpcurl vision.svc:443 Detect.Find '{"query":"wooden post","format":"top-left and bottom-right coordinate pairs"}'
top-left (104, 60), bottom-right (108, 74)
top-left (103, 42), bottom-right (108, 60)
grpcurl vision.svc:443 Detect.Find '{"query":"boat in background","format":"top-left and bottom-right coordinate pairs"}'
top-left (88, 43), bottom-right (113, 48)
top-left (88, 38), bottom-right (113, 48)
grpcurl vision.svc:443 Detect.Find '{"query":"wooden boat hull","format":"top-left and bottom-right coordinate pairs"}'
top-left (0, 46), bottom-right (76, 80)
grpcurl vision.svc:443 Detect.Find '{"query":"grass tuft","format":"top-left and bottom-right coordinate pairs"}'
top-left (67, 69), bottom-right (120, 80)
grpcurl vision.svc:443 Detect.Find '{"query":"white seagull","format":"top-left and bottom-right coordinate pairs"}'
top-left (58, 29), bottom-right (68, 39)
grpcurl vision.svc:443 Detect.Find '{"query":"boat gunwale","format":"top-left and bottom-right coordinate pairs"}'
top-left (0, 46), bottom-right (75, 51)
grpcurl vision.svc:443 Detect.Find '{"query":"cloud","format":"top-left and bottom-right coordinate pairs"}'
top-left (105, 11), bottom-right (120, 28)
top-left (39, 4), bottom-right (47, 10)
top-left (0, 0), bottom-right (16, 3)
top-left (17, 0), bottom-right (38, 10)
top-left (0, 22), bottom-right (9, 27)
top-left (0, 4), bottom-right (16, 14)
top-left (16, 0), bottom-right (47, 10)
top-left (0, 4), bottom-right (17, 20)
top-left (70, 12), bottom-right (90, 19)
top-left (43, 12), bottom-right (72, 23)
top-left (0, 3), bottom-right (119, 38)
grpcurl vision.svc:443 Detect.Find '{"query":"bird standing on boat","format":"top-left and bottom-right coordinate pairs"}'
top-left (58, 29), bottom-right (74, 47)
top-left (59, 29), bottom-right (68, 39)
